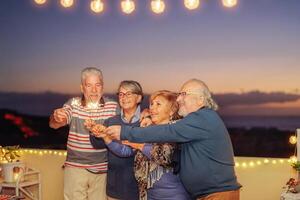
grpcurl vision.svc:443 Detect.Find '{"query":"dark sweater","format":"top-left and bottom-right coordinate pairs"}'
top-left (90, 115), bottom-right (139, 200)
top-left (121, 107), bottom-right (241, 199)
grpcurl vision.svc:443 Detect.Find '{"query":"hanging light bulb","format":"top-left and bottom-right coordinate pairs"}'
top-left (34, 0), bottom-right (47, 5)
top-left (90, 0), bottom-right (104, 13)
top-left (121, 0), bottom-right (135, 14)
top-left (151, 0), bottom-right (165, 14)
top-left (184, 0), bottom-right (200, 10)
top-left (60, 0), bottom-right (74, 8)
top-left (222, 0), bottom-right (238, 8)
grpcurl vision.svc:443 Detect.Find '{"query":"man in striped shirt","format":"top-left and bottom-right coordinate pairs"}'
top-left (49, 67), bottom-right (118, 200)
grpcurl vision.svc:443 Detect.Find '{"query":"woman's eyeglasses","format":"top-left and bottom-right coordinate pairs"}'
top-left (117, 91), bottom-right (137, 98)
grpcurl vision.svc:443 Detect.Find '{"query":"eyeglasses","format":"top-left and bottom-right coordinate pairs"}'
top-left (177, 91), bottom-right (202, 97)
top-left (117, 91), bottom-right (137, 98)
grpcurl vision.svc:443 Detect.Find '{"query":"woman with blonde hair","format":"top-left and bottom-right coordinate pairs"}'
top-left (107, 90), bottom-right (189, 200)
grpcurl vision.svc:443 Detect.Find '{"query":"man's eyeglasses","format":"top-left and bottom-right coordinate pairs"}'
top-left (117, 91), bottom-right (137, 98)
top-left (177, 91), bottom-right (202, 97)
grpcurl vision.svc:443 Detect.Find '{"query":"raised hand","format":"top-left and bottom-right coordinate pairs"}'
top-left (53, 108), bottom-right (68, 123)
top-left (140, 117), bottom-right (152, 127)
top-left (84, 119), bottom-right (107, 138)
top-left (84, 119), bottom-right (96, 130)
top-left (49, 108), bottom-right (69, 129)
top-left (90, 124), bottom-right (107, 138)
top-left (105, 125), bottom-right (121, 140)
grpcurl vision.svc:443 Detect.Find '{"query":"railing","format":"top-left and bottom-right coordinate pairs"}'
top-left (6, 149), bottom-right (295, 200)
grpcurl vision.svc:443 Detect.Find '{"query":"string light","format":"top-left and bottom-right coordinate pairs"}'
top-left (290, 156), bottom-right (297, 163)
top-left (90, 0), bottom-right (104, 13)
top-left (184, 0), bottom-right (200, 10)
top-left (256, 161), bottom-right (262, 165)
top-left (222, 0), bottom-right (237, 8)
top-left (151, 0), bottom-right (165, 14)
top-left (121, 0), bottom-right (135, 14)
top-left (31, 0), bottom-right (238, 13)
top-left (249, 161), bottom-right (254, 167)
top-left (60, 0), bottom-right (74, 8)
top-left (289, 135), bottom-right (297, 145)
top-left (34, 0), bottom-right (47, 5)
top-left (8, 149), bottom-right (293, 170)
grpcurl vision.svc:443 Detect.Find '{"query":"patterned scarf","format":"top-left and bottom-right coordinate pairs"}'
top-left (134, 143), bottom-right (175, 200)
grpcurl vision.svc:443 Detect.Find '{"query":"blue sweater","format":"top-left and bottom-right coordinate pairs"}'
top-left (90, 115), bottom-right (139, 200)
top-left (121, 108), bottom-right (241, 199)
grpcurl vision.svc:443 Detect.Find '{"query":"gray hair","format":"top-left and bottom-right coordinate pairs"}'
top-left (118, 80), bottom-right (143, 97)
top-left (187, 79), bottom-right (219, 111)
top-left (81, 67), bottom-right (103, 84)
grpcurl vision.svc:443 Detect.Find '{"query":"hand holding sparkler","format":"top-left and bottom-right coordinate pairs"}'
top-left (84, 119), bottom-right (107, 138)
top-left (52, 108), bottom-right (68, 123)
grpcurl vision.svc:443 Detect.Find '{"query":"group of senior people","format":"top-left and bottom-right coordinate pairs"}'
top-left (50, 67), bottom-right (241, 200)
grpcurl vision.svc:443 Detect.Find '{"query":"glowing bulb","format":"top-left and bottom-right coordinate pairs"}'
top-left (34, 0), bottom-right (47, 5)
top-left (222, 0), bottom-right (237, 8)
top-left (279, 159), bottom-right (284, 163)
top-left (90, 0), bottom-right (104, 13)
top-left (61, 0), bottom-right (74, 8)
top-left (121, 0), bottom-right (135, 14)
top-left (256, 161), bottom-right (262, 165)
top-left (290, 156), bottom-right (297, 163)
top-left (151, 0), bottom-right (165, 14)
top-left (184, 0), bottom-right (200, 10)
top-left (289, 135), bottom-right (297, 144)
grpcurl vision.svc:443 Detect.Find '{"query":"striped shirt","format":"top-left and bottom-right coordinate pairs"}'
top-left (63, 97), bottom-right (118, 173)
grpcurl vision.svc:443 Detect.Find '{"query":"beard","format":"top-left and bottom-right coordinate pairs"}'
top-left (178, 107), bottom-right (188, 117)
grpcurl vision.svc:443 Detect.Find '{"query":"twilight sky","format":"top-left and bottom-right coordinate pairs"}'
top-left (1, 0), bottom-right (300, 93)
top-left (0, 0), bottom-right (300, 116)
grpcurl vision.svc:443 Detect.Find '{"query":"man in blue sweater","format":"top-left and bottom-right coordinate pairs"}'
top-left (105, 79), bottom-right (241, 200)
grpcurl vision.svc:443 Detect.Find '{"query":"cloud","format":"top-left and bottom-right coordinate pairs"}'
top-left (213, 91), bottom-right (300, 107)
top-left (0, 91), bottom-right (300, 116)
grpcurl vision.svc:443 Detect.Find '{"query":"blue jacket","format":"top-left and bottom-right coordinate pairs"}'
top-left (121, 107), bottom-right (241, 199)
top-left (90, 115), bottom-right (139, 200)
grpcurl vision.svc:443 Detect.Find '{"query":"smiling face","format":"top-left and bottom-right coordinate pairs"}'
top-left (118, 86), bottom-right (142, 111)
top-left (80, 74), bottom-right (103, 103)
top-left (150, 95), bottom-right (174, 125)
top-left (177, 81), bottom-right (204, 117)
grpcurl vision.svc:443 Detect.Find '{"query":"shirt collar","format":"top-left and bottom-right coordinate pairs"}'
top-left (121, 105), bottom-right (141, 123)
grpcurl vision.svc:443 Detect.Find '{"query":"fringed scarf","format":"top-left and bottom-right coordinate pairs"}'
top-left (134, 143), bottom-right (175, 200)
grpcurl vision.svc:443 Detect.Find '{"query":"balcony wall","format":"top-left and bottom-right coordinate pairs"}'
top-left (6, 149), bottom-right (296, 200)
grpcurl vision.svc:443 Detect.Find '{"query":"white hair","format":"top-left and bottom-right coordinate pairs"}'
top-left (81, 67), bottom-right (103, 84)
top-left (186, 79), bottom-right (219, 111)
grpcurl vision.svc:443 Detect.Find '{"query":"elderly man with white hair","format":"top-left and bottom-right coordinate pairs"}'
top-left (105, 79), bottom-right (241, 200)
top-left (49, 67), bottom-right (118, 200)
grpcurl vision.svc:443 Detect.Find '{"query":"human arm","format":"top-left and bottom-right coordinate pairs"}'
top-left (106, 141), bottom-right (135, 157)
top-left (118, 110), bottom-right (211, 143)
